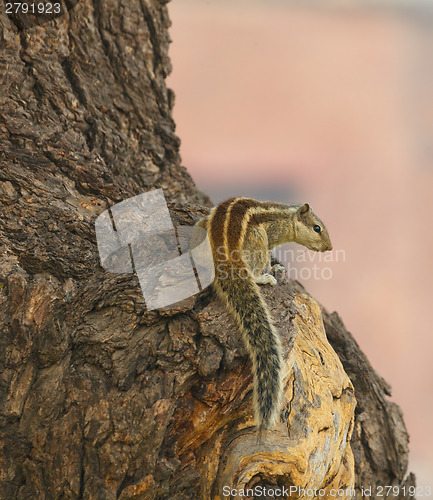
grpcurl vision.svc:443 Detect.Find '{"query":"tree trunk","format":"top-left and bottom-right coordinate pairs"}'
top-left (0, 1), bottom-right (415, 499)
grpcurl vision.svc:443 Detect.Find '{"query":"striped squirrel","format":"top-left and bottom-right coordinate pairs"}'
top-left (195, 197), bottom-right (332, 430)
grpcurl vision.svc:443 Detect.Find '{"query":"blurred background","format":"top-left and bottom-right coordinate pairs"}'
top-left (167, 0), bottom-right (433, 485)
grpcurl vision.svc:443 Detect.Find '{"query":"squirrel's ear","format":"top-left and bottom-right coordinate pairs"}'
top-left (297, 203), bottom-right (310, 215)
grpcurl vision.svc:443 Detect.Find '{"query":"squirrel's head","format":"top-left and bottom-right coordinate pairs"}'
top-left (294, 203), bottom-right (333, 252)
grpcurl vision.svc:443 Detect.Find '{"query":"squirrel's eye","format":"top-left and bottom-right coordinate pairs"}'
top-left (313, 225), bottom-right (321, 234)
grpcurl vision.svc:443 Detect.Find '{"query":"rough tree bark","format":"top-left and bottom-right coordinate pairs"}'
top-left (0, 1), bottom-right (415, 499)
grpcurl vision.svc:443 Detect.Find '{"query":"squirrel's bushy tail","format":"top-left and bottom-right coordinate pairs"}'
top-left (213, 268), bottom-right (283, 430)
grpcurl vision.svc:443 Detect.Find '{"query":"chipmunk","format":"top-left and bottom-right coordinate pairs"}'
top-left (195, 197), bottom-right (332, 430)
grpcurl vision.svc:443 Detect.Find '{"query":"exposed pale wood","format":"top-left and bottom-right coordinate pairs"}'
top-left (186, 290), bottom-right (357, 498)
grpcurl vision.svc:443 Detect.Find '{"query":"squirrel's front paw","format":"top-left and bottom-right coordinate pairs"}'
top-left (254, 273), bottom-right (278, 286)
top-left (271, 263), bottom-right (286, 274)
